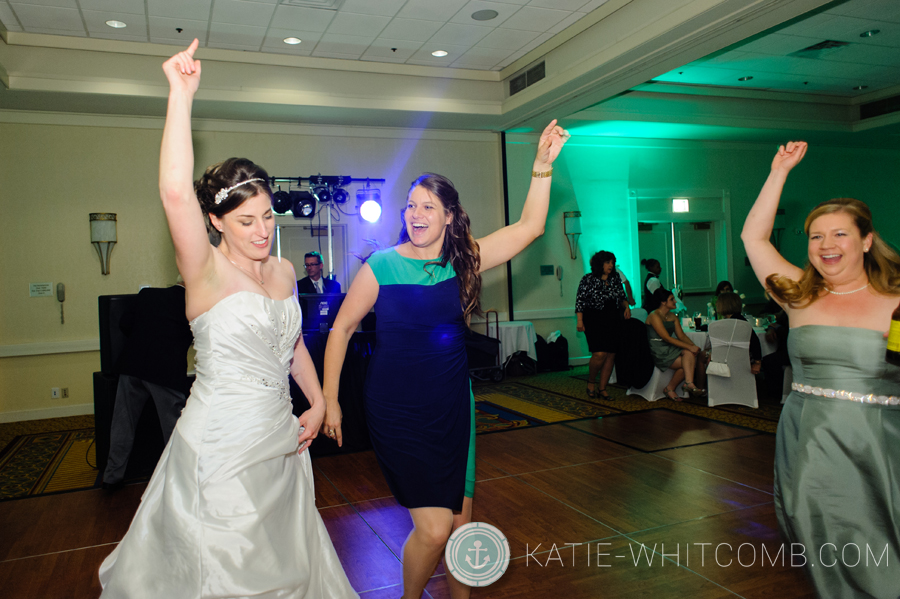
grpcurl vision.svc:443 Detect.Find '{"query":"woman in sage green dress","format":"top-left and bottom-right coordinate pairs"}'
top-left (742, 141), bottom-right (900, 598)
top-left (645, 287), bottom-right (706, 401)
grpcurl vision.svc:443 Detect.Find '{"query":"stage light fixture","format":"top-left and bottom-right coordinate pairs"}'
top-left (356, 188), bottom-right (382, 223)
top-left (272, 190), bottom-right (293, 214)
top-left (332, 187), bottom-right (349, 204)
top-left (290, 190), bottom-right (316, 219)
top-left (312, 185), bottom-right (331, 204)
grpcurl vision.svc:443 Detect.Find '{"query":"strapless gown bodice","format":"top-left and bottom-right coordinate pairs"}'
top-left (776, 325), bottom-right (900, 599)
top-left (99, 291), bottom-right (357, 599)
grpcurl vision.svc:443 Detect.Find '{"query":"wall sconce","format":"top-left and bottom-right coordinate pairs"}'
top-left (90, 213), bottom-right (117, 275)
top-left (672, 198), bottom-right (690, 213)
top-left (563, 211), bottom-right (581, 260)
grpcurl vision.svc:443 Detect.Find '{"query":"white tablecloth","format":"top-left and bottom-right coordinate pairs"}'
top-left (486, 321), bottom-right (538, 364)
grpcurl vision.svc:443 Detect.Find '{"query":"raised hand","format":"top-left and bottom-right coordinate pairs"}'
top-left (162, 38), bottom-right (202, 96)
top-left (771, 141), bottom-right (807, 174)
top-left (534, 119), bottom-right (569, 168)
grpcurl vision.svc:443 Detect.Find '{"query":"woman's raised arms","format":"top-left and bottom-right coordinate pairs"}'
top-left (477, 120), bottom-right (568, 272)
top-left (741, 142), bottom-right (807, 296)
top-left (159, 39), bottom-right (215, 288)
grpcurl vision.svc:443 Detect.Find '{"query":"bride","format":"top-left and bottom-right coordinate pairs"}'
top-left (98, 40), bottom-right (358, 598)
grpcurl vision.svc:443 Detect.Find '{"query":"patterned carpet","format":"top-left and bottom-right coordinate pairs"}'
top-left (541, 368), bottom-right (782, 433)
top-left (474, 382), bottom-right (612, 433)
top-left (0, 428), bottom-right (97, 501)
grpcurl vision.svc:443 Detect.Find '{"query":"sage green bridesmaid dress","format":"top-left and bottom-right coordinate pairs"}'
top-left (775, 325), bottom-right (900, 598)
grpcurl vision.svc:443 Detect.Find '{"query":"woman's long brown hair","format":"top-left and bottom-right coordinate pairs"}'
top-left (766, 198), bottom-right (900, 307)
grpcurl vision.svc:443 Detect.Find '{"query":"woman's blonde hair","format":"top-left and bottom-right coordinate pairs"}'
top-left (766, 198), bottom-right (900, 307)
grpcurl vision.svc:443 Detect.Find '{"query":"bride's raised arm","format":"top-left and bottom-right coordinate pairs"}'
top-left (159, 39), bottom-right (215, 287)
top-left (741, 141), bottom-right (807, 291)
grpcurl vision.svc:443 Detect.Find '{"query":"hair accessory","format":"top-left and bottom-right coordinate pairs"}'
top-left (532, 168), bottom-right (553, 178)
top-left (214, 178), bottom-right (265, 205)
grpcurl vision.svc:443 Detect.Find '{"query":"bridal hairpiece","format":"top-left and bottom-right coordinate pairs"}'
top-left (214, 178), bottom-right (265, 205)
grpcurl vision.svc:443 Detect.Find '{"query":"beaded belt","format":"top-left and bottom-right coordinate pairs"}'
top-left (791, 382), bottom-right (900, 405)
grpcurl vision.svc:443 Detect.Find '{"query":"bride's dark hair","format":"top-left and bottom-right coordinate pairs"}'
top-left (194, 158), bottom-right (272, 246)
top-left (398, 173), bottom-right (482, 323)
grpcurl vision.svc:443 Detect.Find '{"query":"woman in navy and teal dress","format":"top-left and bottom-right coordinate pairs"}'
top-left (322, 122), bottom-right (568, 599)
top-left (743, 141), bottom-right (900, 598)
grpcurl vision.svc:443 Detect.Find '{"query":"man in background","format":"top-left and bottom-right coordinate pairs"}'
top-left (103, 280), bottom-right (193, 488)
top-left (297, 251), bottom-right (341, 294)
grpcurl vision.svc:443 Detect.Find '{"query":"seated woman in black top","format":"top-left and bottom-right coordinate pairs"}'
top-left (576, 251), bottom-right (631, 400)
top-left (715, 291), bottom-right (761, 374)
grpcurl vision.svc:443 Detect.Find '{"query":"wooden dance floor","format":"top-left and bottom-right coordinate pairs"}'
top-left (0, 409), bottom-right (815, 598)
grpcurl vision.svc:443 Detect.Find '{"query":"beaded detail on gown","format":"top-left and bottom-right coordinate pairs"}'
top-left (775, 325), bottom-right (900, 599)
top-left (99, 292), bottom-right (358, 599)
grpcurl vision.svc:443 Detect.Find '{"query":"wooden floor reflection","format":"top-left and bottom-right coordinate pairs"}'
top-left (0, 409), bottom-right (815, 598)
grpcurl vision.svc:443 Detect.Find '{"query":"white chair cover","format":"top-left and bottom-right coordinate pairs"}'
top-left (627, 367), bottom-right (683, 401)
top-left (707, 319), bottom-right (758, 409)
top-left (630, 308), bottom-right (648, 323)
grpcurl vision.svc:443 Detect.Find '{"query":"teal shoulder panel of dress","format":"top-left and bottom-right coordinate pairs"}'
top-left (367, 247), bottom-right (457, 286)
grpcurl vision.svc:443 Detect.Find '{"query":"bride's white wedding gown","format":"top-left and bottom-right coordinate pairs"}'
top-left (99, 291), bottom-right (358, 598)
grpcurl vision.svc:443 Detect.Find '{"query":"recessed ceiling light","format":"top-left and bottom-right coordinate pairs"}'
top-left (432, 50), bottom-right (448, 57)
top-left (853, 85), bottom-right (869, 91)
top-left (472, 9), bottom-right (499, 21)
top-left (105, 20), bottom-right (127, 28)
top-left (738, 76), bottom-right (753, 81)
top-left (860, 29), bottom-right (880, 38)
top-left (283, 37), bottom-right (301, 45)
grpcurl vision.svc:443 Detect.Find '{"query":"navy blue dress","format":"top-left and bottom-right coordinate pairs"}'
top-left (365, 248), bottom-right (473, 511)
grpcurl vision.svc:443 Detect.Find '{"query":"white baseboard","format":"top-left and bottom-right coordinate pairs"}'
top-left (0, 403), bottom-right (94, 423)
top-left (0, 339), bottom-right (100, 357)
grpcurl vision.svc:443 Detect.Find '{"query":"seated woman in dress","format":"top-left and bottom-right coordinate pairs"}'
top-left (645, 287), bottom-right (706, 400)
top-left (576, 250), bottom-right (632, 400)
top-left (742, 140), bottom-right (900, 598)
top-left (715, 291), bottom-right (762, 374)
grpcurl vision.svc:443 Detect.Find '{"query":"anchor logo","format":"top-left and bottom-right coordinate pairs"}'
top-left (446, 522), bottom-right (510, 587)
top-left (465, 540), bottom-right (491, 569)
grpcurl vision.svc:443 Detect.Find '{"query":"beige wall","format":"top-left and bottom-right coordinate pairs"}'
top-left (0, 113), bottom-right (506, 420)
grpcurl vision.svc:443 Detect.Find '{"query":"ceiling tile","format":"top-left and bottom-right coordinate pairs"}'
top-left (452, 45), bottom-right (510, 68)
top-left (548, 11), bottom-right (586, 34)
top-left (211, 0), bottom-right (275, 28)
top-left (361, 38), bottom-right (423, 61)
top-left (528, 0), bottom-right (587, 10)
top-left (429, 22), bottom-right (492, 45)
top-left (475, 27), bottom-right (537, 50)
top-left (396, 0), bottom-right (468, 22)
top-left (263, 27), bottom-right (322, 46)
top-left (576, 0), bottom-right (610, 11)
top-left (340, 0), bottom-right (405, 17)
top-left (261, 44), bottom-right (313, 56)
top-left (735, 32), bottom-right (822, 56)
top-left (0, 2), bottom-right (23, 30)
top-left (501, 6), bottom-right (569, 32)
top-left (78, 0), bottom-right (144, 14)
top-left (513, 31), bottom-right (552, 55)
top-left (148, 0), bottom-right (212, 21)
top-left (818, 42), bottom-right (900, 67)
top-left (378, 17), bottom-right (442, 42)
top-left (12, 0), bottom-right (76, 8)
top-left (408, 42), bottom-right (469, 64)
top-left (207, 41), bottom-right (261, 51)
top-left (149, 16), bottom-right (207, 41)
top-left (26, 25), bottom-right (85, 35)
top-left (269, 4), bottom-right (335, 32)
top-left (450, 1), bottom-right (518, 27)
top-left (82, 10), bottom-right (146, 34)
top-left (325, 11), bottom-right (390, 36)
top-left (313, 32), bottom-right (373, 57)
top-left (89, 30), bottom-right (148, 42)
top-left (9, 4), bottom-right (82, 30)
top-left (208, 22), bottom-right (266, 48)
top-left (152, 36), bottom-right (208, 48)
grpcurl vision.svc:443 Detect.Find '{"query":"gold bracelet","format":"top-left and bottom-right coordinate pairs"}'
top-left (532, 168), bottom-right (553, 178)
